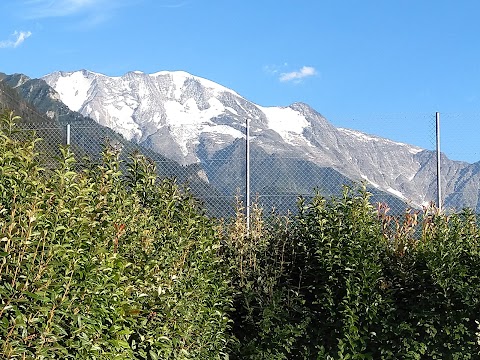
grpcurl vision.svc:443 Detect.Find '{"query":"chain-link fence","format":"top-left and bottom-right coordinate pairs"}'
top-left (433, 112), bottom-right (480, 213)
top-left (15, 113), bottom-right (475, 218)
top-left (14, 120), bottom-right (239, 217)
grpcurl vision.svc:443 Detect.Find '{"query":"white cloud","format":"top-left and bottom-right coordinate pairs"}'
top-left (22, 0), bottom-right (133, 20)
top-left (23, 0), bottom-right (97, 17)
top-left (0, 31), bottom-right (32, 48)
top-left (279, 66), bottom-right (317, 82)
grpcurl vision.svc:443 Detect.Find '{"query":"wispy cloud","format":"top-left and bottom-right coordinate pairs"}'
top-left (20, 0), bottom-right (135, 26)
top-left (0, 31), bottom-right (32, 48)
top-left (263, 63), bottom-right (289, 75)
top-left (158, 0), bottom-right (190, 8)
top-left (279, 66), bottom-right (317, 82)
top-left (23, 0), bottom-right (98, 18)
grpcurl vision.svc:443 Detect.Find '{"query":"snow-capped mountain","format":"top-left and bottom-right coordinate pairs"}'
top-left (40, 69), bottom-right (480, 210)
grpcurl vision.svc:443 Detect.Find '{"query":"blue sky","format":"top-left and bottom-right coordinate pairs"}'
top-left (1, 0), bottom-right (479, 162)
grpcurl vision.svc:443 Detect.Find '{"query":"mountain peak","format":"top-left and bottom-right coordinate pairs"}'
top-left (45, 68), bottom-right (476, 209)
top-left (4, 73), bottom-right (31, 88)
top-left (149, 70), bottom-right (240, 98)
top-left (2, 69), bottom-right (480, 211)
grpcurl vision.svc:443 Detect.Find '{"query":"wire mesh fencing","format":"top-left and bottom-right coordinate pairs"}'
top-left (432, 112), bottom-right (480, 213)
top-left (11, 117), bottom-right (453, 219)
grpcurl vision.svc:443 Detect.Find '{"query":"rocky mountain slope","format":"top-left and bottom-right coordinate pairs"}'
top-left (40, 69), bottom-right (480, 211)
top-left (0, 73), bottom-right (233, 216)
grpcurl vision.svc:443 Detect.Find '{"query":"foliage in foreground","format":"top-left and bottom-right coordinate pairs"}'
top-left (2, 109), bottom-right (480, 359)
top-left (0, 110), bottom-right (231, 359)
top-left (226, 190), bottom-right (480, 359)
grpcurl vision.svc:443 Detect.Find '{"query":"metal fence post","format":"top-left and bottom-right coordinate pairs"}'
top-left (436, 112), bottom-right (442, 210)
top-left (246, 117), bottom-right (250, 234)
top-left (66, 123), bottom-right (71, 146)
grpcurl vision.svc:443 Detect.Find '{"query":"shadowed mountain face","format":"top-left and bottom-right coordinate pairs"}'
top-left (2, 70), bottom-right (479, 212)
top-left (38, 69), bottom-right (480, 211)
top-left (0, 73), bottom-right (235, 217)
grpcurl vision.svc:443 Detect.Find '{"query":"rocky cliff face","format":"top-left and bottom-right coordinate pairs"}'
top-left (0, 73), bottom-right (236, 214)
top-left (32, 69), bottom-right (480, 211)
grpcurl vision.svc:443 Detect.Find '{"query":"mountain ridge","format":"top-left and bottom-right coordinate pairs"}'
top-left (4, 68), bottom-right (480, 211)
top-left (0, 72), bottom-right (238, 216)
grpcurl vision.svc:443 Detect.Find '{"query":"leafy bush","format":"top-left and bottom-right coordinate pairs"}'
top-left (226, 189), bottom-right (480, 359)
top-left (376, 206), bottom-right (480, 358)
top-left (2, 109), bottom-right (480, 359)
top-left (0, 110), bottom-right (231, 359)
top-left (223, 200), bottom-right (307, 359)
top-left (225, 188), bottom-right (386, 358)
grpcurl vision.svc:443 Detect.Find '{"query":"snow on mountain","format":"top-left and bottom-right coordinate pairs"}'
top-left (338, 128), bottom-right (423, 155)
top-left (258, 105), bottom-right (310, 146)
top-left (43, 70), bottom-right (251, 157)
top-left (43, 69), bottom-right (323, 161)
top-left (53, 71), bottom-right (93, 112)
top-left (43, 69), bottom-right (458, 208)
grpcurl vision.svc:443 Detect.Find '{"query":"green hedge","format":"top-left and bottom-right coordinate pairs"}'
top-left (227, 189), bottom-right (480, 359)
top-left (2, 109), bottom-right (480, 359)
top-left (0, 110), bottom-right (231, 359)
